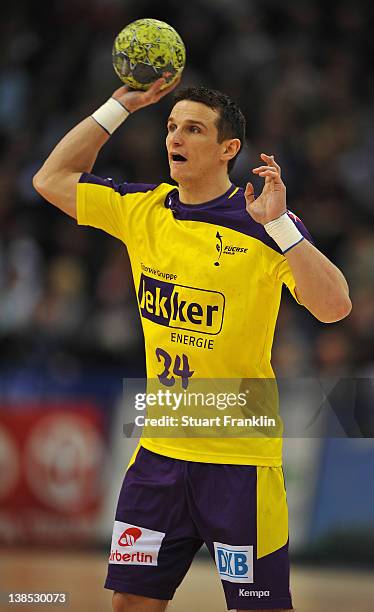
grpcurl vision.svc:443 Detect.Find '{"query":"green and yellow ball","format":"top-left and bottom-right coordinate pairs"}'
top-left (112, 18), bottom-right (186, 91)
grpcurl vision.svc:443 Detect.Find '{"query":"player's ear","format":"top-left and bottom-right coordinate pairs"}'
top-left (221, 138), bottom-right (241, 164)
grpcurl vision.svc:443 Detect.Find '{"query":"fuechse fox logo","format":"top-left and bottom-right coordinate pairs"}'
top-left (118, 527), bottom-right (142, 547)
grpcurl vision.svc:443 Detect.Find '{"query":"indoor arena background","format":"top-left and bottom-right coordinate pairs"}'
top-left (0, 1), bottom-right (373, 610)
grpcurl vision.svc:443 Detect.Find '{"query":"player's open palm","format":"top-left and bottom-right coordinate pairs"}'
top-left (245, 154), bottom-right (287, 225)
top-left (111, 77), bottom-right (180, 114)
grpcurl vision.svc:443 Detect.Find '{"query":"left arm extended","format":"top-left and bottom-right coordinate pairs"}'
top-left (245, 153), bottom-right (352, 323)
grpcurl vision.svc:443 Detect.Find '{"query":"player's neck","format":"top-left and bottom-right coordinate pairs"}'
top-left (178, 175), bottom-right (232, 205)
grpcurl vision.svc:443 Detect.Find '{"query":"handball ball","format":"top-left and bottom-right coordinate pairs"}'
top-left (112, 18), bottom-right (186, 91)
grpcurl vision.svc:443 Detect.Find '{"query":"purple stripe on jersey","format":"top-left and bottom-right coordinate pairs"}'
top-left (79, 172), bottom-right (156, 196)
top-left (166, 187), bottom-right (314, 254)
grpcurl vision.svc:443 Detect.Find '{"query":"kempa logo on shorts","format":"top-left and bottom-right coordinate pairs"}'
top-left (239, 589), bottom-right (270, 598)
top-left (214, 542), bottom-right (254, 584)
top-left (138, 274), bottom-right (225, 335)
top-left (109, 521), bottom-right (165, 566)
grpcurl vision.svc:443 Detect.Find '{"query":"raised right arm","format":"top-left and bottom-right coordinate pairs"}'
top-left (32, 118), bottom-right (109, 219)
top-left (32, 78), bottom-right (179, 219)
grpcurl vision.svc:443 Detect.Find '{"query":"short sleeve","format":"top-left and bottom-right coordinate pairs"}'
top-left (76, 173), bottom-right (156, 243)
top-left (275, 258), bottom-right (300, 303)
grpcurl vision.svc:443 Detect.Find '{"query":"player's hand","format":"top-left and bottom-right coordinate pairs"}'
top-left (111, 77), bottom-right (181, 113)
top-left (245, 154), bottom-right (286, 225)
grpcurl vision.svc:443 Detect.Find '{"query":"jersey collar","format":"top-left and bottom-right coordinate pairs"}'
top-left (166, 184), bottom-right (238, 212)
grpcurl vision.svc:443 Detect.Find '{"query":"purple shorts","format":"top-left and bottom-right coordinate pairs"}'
top-left (105, 447), bottom-right (293, 611)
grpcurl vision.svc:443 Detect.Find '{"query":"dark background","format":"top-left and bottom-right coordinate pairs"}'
top-left (1, 0), bottom-right (373, 380)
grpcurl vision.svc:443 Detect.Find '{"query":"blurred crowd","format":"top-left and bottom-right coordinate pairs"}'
top-left (0, 0), bottom-right (373, 378)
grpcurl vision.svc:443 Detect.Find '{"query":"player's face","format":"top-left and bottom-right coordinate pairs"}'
top-left (166, 101), bottom-right (229, 183)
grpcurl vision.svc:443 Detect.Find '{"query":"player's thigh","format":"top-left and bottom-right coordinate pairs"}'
top-left (105, 447), bottom-right (203, 602)
top-left (112, 591), bottom-right (168, 611)
top-left (188, 463), bottom-right (292, 611)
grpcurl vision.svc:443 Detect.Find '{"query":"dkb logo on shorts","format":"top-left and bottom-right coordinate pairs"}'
top-left (214, 542), bottom-right (254, 583)
top-left (138, 274), bottom-right (225, 335)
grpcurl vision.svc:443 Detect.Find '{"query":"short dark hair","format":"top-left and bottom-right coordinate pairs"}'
top-left (172, 86), bottom-right (246, 173)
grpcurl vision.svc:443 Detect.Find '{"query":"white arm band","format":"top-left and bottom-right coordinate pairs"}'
top-left (91, 98), bottom-right (130, 135)
top-left (264, 212), bottom-right (304, 253)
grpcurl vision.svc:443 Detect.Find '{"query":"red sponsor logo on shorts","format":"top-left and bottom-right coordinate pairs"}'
top-left (118, 527), bottom-right (142, 547)
top-left (109, 550), bottom-right (153, 563)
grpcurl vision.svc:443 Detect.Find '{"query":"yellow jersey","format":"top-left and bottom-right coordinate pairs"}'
top-left (77, 174), bottom-right (313, 466)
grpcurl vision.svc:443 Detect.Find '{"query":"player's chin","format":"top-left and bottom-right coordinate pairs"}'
top-left (169, 163), bottom-right (189, 182)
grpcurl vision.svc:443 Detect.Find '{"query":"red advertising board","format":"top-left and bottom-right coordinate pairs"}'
top-left (0, 402), bottom-right (106, 545)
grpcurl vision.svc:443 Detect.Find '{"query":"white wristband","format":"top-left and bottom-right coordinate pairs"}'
top-left (91, 98), bottom-right (130, 135)
top-left (264, 212), bottom-right (304, 253)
